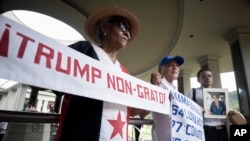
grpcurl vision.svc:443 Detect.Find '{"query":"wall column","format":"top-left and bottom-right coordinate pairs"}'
top-left (178, 70), bottom-right (191, 94)
top-left (198, 55), bottom-right (222, 88)
top-left (3, 83), bottom-right (28, 111)
top-left (226, 27), bottom-right (250, 122)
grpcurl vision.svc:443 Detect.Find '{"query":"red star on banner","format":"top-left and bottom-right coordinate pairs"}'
top-left (108, 111), bottom-right (126, 140)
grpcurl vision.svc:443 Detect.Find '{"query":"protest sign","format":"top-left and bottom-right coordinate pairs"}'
top-left (0, 15), bottom-right (170, 114)
top-left (172, 91), bottom-right (205, 141)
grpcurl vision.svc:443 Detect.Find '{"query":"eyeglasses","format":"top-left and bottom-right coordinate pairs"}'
top-left (106, 17), bottom-right (129, 31)
top-left (119, 21), bottom-right (128, 32)
top-left (106, 16), bottom-right (131, 39)
top-left (119, 21), bottom-right (131, 40)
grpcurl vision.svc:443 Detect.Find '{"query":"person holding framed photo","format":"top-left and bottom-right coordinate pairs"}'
top-left (186, 68), bottom-right (229, 141)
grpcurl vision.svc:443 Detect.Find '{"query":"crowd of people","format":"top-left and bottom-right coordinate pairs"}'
top-left (1, 5), bottom-right (239, 141)
top-left (150, 59), bottom-right (231, 141)
top-left (42, 5), bottom-right (234, 141)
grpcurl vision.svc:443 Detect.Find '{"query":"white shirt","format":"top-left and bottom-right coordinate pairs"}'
top-left (151, 77), bottom-right (177, 141)
top-left (93, 44), bottom-right (129, 141)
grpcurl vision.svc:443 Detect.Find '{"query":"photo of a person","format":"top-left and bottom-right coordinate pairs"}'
top-left (210, 94), bottom-right (226, 115)
top-left (203, 88), bottom-right (229, 119)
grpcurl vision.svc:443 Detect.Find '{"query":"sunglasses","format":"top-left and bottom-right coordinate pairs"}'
top-left (107, 17), bottom-right (129, 32)
top-left (106, 16), bottom-right (131, 39)
top-left (119, 21), bottom-right (128, 32)
top-left (118, 21), bottom-right (131, 40)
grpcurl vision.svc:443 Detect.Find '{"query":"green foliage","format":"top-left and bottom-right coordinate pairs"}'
top-left (228, 91), bottom-right (240, 111)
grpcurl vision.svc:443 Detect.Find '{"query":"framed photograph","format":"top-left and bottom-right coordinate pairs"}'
top-left (203, 88), bottom-right (229, 119)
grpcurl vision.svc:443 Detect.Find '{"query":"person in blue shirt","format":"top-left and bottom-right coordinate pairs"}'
top-left (210, 94), bottom-right (226, 115)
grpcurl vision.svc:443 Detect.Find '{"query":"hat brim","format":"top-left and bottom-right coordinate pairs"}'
top-left (159, 56), bottom-right (184, 67)
top-left (84, 6), bottom-right (140, 44)
top-left (173, 56), bottom-right (184, 66)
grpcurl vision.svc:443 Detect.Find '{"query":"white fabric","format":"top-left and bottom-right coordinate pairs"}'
top-left (151, 77), bottom-right (175, 141)
top-left (93, 44), bottom-right (128, 141)
top-left (171, 92), bottom-right (204, 141)
top-left (186, 87), bottom-right (226, 126)
top-left (0, 15), bottom-right (170, 114)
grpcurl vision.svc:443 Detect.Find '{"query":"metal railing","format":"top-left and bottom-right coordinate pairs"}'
top-left (0, 110), bottom-right (153, 141)
top-left (0, 110), bottom-right (60, 123)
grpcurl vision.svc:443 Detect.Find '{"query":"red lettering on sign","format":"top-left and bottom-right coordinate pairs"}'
top-left (73, 59), bottom-right (101, 83)
top-left (0, 17), bottom-right (168, 112)
top-left (107, 73), bottom-right (132, 95)
top-left (158, 92), bottom-right (166, 104)
top-left (91, 67), bottom-right (101, 83)
top-left (150, 89), bottom-right (158, 102)
top-left (16, 32), bottom-right (35, 58)
top-left (136, 84), bottom-right (144, 98)
top-left (143, 86), bottom-right (150, 99)
top-left (56, 52), bottom-right (70, 74)
top-left (35, 43), bottom-right (54, 68)
top-left (74, 60), bottom-right (90, 81)
top-left (0, 24), bottom-right (11, 57)
top-left (136, 84), bottom-right (166, 104)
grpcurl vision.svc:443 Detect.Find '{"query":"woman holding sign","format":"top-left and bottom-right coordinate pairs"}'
top-left (53, 6), bottom-right (143, 141)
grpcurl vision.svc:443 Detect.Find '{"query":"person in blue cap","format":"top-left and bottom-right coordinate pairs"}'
top-left (150, 55), bottom-right (184, 141)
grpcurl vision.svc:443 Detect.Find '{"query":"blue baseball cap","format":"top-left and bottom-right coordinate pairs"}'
top-left (159, 55), bottom-right (184, 67)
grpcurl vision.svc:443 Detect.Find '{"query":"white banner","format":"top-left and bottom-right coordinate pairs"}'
top-left (0, 15), bottom-right (170, 114)
top-left (171, 91), bottom-right (205, 141)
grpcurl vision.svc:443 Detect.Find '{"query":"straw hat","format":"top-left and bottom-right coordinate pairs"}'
top-left (84, 6), bottom-right (141, 44)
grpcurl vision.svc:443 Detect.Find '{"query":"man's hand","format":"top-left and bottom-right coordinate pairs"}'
top-left (150, 72), bottom-right (161, 85)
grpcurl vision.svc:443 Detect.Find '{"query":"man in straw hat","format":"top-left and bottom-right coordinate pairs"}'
top-left (54, 6), bottom-right (145, 141)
